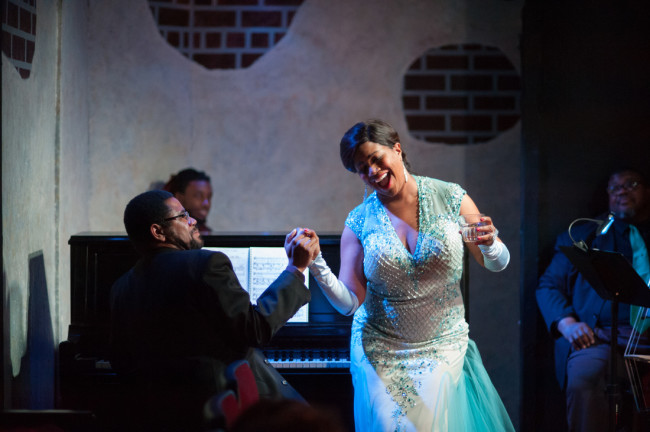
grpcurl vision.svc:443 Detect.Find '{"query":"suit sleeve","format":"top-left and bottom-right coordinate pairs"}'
top-left (200, 252), bottom-right (311, 346)
top-left (536, 233), bottom-right (579, 336)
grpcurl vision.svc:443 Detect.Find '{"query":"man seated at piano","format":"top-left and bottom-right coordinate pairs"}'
top-left (109, 190), bottom-right (319, 432)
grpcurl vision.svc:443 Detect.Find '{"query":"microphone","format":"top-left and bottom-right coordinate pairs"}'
top-left (567, 212), bottom-right (614, 252)
top-left (597, 213), bottom-right (615, 236)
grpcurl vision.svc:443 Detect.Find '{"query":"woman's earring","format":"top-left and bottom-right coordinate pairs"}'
top-left (363, 185), bottom-right (368, 200)
top-left (403, 163), bottom-right (409, 183)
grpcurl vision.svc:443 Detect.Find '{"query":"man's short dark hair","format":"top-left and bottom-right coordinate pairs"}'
top-left (124, 190), bottom-right (173, 245)
top-left (608, 165), bottom-right (648, 185)
top-left (163, 168), bottom-right (211, 194)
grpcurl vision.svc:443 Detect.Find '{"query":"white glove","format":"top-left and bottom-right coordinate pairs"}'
top-left (478, 240), bottom-right (510, 272)
top-left (308, 253), bottom-right (359, 316)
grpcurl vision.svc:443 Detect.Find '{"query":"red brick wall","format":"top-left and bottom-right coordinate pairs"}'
top-left (403, 44), bottom-right (521, 145)
top-left (1, 0), bottom-right (37, 79)
top-left (148, 0), bottom-right (304, 69)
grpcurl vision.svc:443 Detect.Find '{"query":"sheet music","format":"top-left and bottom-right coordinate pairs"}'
top-left (249, 247), bottom-right (288, 296)
top-left (204, 247), bottom-right (250, 291)
top-left (250, 247), bottom-right (309, 323)
top-left (204, 246), bottom-right (309, 323)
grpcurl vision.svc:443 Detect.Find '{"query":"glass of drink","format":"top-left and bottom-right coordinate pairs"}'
top-left (458, 214), bottom-right (487, 242)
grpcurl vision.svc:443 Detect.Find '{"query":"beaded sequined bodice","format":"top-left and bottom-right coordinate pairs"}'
top-left (346, 176), bottom-right (468, 345)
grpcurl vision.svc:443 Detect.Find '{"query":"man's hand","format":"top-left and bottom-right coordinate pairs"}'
top-left (285, 228), bottom-right (320, 272)
top-left (557, 317), bottom-right (595, 350)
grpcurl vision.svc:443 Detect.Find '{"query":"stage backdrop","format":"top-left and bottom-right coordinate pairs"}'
top-left (2, 0), bottom-right (522, 426)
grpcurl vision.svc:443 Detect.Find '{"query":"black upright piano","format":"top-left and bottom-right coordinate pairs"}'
top-left (58, 232), bottom-right (354, 429)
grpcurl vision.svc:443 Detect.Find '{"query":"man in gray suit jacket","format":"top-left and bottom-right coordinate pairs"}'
top-left (109, 190), bottom-right (319, 432)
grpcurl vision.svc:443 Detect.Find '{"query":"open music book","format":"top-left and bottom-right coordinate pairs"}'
top-left (203, 246), bottom-right (309, 323)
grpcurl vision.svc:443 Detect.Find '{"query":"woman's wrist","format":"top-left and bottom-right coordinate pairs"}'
top-left (478, 239), bottom-right (501, 257)
top-left (478, 238), bottom-right (509, 272)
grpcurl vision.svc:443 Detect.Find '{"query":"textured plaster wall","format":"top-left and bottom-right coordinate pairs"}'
top-left (3, 0), bottom-right (58, 406)
top-left (58, 0), bottom-right (91, 346)
top-left (3, 0), bottom-right (91, 408)
top-left (3, 0), bottom-right (522, 424)
top-left (88, 0), bottom-right (522, 236)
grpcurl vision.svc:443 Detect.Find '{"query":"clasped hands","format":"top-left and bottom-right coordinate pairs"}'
top-left (285, 227), bottom-right (321, 272)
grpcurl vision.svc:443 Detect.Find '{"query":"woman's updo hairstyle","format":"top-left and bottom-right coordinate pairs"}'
top-left (339, 119), bottom-right (411, 173)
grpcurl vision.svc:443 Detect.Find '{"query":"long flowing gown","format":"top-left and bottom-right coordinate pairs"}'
top-left (344, 175), bottom-right (514, 432)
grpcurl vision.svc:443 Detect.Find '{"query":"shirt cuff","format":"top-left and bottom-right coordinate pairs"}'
top-left (551, 314), bottom-right (576, 337)
top-left (285, 265), bottom-right (306, 284)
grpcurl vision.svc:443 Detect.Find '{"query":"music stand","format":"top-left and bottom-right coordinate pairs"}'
top-left (560, 245), bottom-right (650, 432)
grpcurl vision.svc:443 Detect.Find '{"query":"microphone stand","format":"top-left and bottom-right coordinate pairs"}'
top-left (598, 213), bottom-right (621, 432)
top-left (607, 295), bottom-right (621, 432)
top-left (602, 213), bottom-right (620, 431)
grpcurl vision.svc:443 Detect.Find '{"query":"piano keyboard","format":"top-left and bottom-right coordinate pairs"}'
top-left (75, 351), bottom-right (352, 372)
top-left (264, 349), bottom-right (351, 369)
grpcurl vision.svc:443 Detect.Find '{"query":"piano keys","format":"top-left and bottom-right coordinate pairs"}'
top-left (264, 348), bottom-right (351, 369)
top-left (60, 352), bottom-right (351, 374)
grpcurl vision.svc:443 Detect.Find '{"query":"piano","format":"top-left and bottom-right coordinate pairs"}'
top-left (59, 232), bottom-right (354, 429)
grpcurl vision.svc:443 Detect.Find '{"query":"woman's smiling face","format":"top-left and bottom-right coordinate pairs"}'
top-left (353, 141), bottom-right (405, 198)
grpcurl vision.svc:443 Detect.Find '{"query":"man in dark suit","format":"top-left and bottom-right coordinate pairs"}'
top-left (109, 190), bottom-right (319, 431)
top-left (536, 168), bottom-right (650, 432)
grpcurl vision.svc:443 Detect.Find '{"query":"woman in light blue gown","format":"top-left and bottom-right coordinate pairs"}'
top-left (306, 119), bottom-right (515, 431)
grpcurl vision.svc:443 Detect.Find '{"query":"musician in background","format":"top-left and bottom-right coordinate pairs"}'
top-left (536, 167), bottom-right (650, 432)
top-left (109, 190), bottom-right (318, 431)
top-left (163, 167), bottom-right (213, 234)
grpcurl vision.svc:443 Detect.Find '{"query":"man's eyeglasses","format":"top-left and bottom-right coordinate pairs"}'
top-left (163, 210), bottom-right (190, 223)
top-left (607, 180), bottom-right (640, 195)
